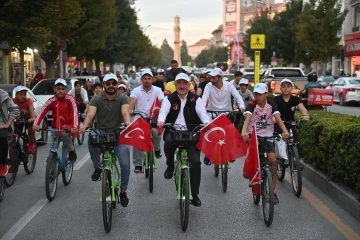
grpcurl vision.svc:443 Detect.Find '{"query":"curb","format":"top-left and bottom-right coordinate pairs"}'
top-left (301, 160), bottom-right (360, 222)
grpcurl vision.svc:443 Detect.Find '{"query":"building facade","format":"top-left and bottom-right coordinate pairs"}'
top-left (187, 39), bottom-right (212, 58)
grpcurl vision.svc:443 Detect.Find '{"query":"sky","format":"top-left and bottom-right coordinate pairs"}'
top-left (134, 0), bottom-right (223, 47)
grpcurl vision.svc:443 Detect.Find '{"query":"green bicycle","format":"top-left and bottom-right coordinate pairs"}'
top-left (88, 127), bottom-right (125, 233)
top-left (163, 123), bottom-right (203, 232)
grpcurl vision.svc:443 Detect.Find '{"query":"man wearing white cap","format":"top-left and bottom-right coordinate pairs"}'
top-left (157, 73), bottom-right (210, 207)
top-left (34, 78), bottom-right (78, 163)
top-left (241, 83), bottom-right (289, 205)
top-left (129, 70), bottom-right (164, 173)
top-left (80, 73), bottom-right (131, 207)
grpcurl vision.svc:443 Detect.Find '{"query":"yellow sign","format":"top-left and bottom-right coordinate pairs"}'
top-left (250, 34), bottom-right (265, 50)
top-left (254, 51), bottom-right (260, 84)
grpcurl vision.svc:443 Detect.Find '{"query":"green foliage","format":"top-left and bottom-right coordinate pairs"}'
top-left (194, 46), bottom-right (228, 67)
top-left (161, 39), bottom-right (174, 68)
top-left (297, 111), bottom-right (360, 193)
top-left (180, 40), bottom-right (192, 66)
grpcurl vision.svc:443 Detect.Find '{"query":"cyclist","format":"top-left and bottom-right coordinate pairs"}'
top-left (157, 73), bottom-right (210, 207)
top-left (12, 86), bottom-right (36, 153)
top-left (241, 83), bottom-right (289, 204)
top-left (201, 68), bottom-right (245, 165)
top-left (196, 71), bottom-right (211, 97)
top-left (128, 70), bottom-right (141, 93)
top-left (0, 88), bottom-right (19, 175)
top-left (118, 84), bottom-right (127, 94)
top-left (299, 72), bottom-right (322, 109)
top-left (156, 68), bottom-right (165, 91)
top-left (92, 82), bottom-right (103, 96)
top-left (69, 81), bottom-right (89, 120)
top-left (34, 78), bottom-right (78, 163)
top-left (230, 71), bottom-right (243, 91)
top-left (164, 72), bottom-right (196, 96)
top-left (80, 73), bottom-right (131, 207)
top-left (233, 78), bottom-right (254, 108)
top-left (129, 70), bottom-right (164, 173)
top-left (84, 78), bottom-right (94, 99)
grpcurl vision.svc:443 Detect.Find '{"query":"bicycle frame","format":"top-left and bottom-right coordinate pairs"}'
top-left (142, 152), bottom-right (157, 169)
top-left (49, 133), bottom-right (69, 173)
top-left (175, 148), bottom-right (193, 201)
top-left (100, 148), bottom-right (121, 203)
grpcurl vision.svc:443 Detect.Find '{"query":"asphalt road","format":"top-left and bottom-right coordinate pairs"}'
top-left (327, 103), bottom-right (360, 116)
top-left (0, 137), bottom-right (360, 240)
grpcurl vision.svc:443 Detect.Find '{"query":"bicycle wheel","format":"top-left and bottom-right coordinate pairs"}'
top-left (148, 152), bottom-right (154, 193)
top-left (221, 163), bottom-right (228, 193)
top-left (144, 153), bottom-right (149, 178)
top-left (5, 144), bottom-right (19, 187)
top-left (62, 159), bottom-right (73, 186)
top-left (180, 168), bottom-right (190, 232)
top-left (214, 165), bottom-right (219, 177)
top-left (102, 169), bottom-right (112, 233)
top-left (0, 178), bottom-right (5, 203)
top-left (45, 152), bottom-right (59, 201)
top-left (290, 146), bottom-right (302, 197)
top-left (262, 168), bottom-right (274, 227)
top-left (24, 141), bottom-right (37, 174)
top-left (77, 132), bottom-right (85, 145)
top-left (276, 158), bottom-right (285, 181)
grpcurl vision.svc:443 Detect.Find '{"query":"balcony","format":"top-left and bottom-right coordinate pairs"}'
top-left (352, 26), bottom-right (360, 32)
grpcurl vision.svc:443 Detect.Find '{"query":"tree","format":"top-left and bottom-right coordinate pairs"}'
top-left (180, 40), bottom-right (192, 66)
top-left (194, 46), bottom-right (228, 67)
top-left (160, 39), bottom-right (173, 68)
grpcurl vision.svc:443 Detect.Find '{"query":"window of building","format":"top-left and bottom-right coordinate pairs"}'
top-left (353, 4), bottom-right (360, 27)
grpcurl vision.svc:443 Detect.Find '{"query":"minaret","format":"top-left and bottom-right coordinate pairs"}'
top-left (173, 15), bottom-right (182, 66)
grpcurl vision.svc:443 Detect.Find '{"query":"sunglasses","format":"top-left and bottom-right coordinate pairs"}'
top-left (105, 81), bottom-right (117, 86)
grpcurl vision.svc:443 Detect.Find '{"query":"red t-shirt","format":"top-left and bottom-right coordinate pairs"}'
top-left (12, 98), bottom-right (34, 119)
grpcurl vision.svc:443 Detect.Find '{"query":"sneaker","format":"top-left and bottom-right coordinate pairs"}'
top-left (164, 165), bottom-right (174, 179)
top-left (119, 191), bottom-right (129, 207)
top-left (91, 168), bottom-right (102, 181)
top-left (191, 194), bottom-right (202, 207)
top-left (204, 157), bottom-right (211, 165)
top-left (68, 151), bottom-right (77, 164)
top-left (28, 142), bottom-right (36, 153)
top-left (0, 164), bottom-right (8, 177)
top-left (155, 150), bottom-right (162, 159)
top-left (134, 166), bottom-right (142, 174)
top-left (274, 193), bottom-right (280, 205)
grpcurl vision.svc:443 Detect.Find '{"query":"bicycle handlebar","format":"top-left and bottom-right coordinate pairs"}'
top-left (132, 111), bottom-right (158, 128)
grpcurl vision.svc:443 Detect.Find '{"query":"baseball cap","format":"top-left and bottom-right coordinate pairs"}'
top-left (14, 86), bottom-right (28, 93)
top-left (54, 78), bottom-right (67, 87)
top-left (280, 78), bottom-right (294, 86)
top-left (239, 78), bottom-right (249, 85)
top-left (208, 68), bottom-right (223, 77)
top-left (103, 73), bottom-right (118, 82)
top-left (157, 68), bottom-right (165, 73)
top-left (118, 84), bottom-right (127, 90)
top-left (175, 73), bottom-right (190, 82)
top-left (142, 69), bottom-right (153, 77)
top-left (86, 78), bottom-right (93, 83)
top-left (253, 83), bottom-right (268, 94)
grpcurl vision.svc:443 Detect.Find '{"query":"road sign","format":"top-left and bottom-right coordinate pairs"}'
top-left (250, 34), bottom-right (265, 50)
top-left (254, 51), bottom-right (260, 84)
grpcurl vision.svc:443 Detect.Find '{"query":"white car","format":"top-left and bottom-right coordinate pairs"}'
top-left (331, 77), bottom-right (360, 105)
top-left (0, 84), bottom-right (49, 144)
top-left (240, 67), bottom-right (254, 75)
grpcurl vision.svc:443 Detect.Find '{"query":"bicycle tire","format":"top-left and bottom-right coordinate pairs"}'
top-left (149, 152), bottom-right (154, 193)
top-left (222, 163), bottom-right (228, 193)
top-left (62, 159), bottom-right (73, 186)
top-left (45, 152), bottom-right (59, 201)
top-left (77, 132), bottom-right (85, 145)
top-left (144, 153), bottom-right (149, 178)
top-left (276, 158), bottom-right (285, 181)
top-left (252, 186), bottom-right (260, 205)
top-left (180, 168), bottom-right (190, 232)
top-left (0, 178), bottom-right (5, 203)
top-left (290, 146), bottom-right (302, 197)
top-left (5, 144), bottom-right (19, 187)
top-left (102, 169), bottom-right (112, 233)
top-left (24, 141), bottom-right (37, 174)
top-left (262, 167), bottom-right (274, 226)
top-left (214, 165), bottom-right (219, 177)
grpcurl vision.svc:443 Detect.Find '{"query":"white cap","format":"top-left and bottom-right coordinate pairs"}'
top-left (142, 69), bottom-right (153, 77)
top-left (239, 78), bottom-right (249, 85)
top-left (208, 68), bottom-right (222, 77)
top-left (86, 77), bottom-right (93, 82)
top-left (280, 78), bottom-right (294, 86)
top-left (157, 68), bottom-right (165, 73)
top-left (14, 86), bottom-right (28, 93)
top-left (103, 73), bottom-right (117, 82)
top-left (118, 84), bottom-right (127, 89)
top-left (253, 83), bottom-right (268, 94)
top-left (54, 78), bottom-right (67, 87)
top-left (175, 73), bottom-right (190, 82)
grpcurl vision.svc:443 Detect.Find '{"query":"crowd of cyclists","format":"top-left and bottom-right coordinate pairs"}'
top-left (0, 59), bottom-right (314, 208)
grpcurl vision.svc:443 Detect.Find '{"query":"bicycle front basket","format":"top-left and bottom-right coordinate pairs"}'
top-left (169, 130), bottom-right (199, 144)
top-left (89, 130), bottom-right (119, 147)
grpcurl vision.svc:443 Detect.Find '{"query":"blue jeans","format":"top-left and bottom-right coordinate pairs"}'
top-left (88, 131), bottom-right (131, 192)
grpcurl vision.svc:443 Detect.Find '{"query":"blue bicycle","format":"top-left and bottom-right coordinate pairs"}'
top-left (42, 128), bottom-right (74, 201)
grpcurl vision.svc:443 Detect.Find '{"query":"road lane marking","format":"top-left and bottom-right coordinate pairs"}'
top-left (284, 174), bottom-right (360, 240)
top-left (74, 153), bottom-right (90, 170)
top-left (0, 199), bottom-right (48, 240)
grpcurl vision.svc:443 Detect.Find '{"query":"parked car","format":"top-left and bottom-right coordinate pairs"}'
top-left (0, 84), bottom-right (49, 144)
top-left (240, 67), bottom-right (254, 75)
top-left (317, 75), bottom-right (336, 88)
top-left (242, 74), bottom-right (255, 86)
top-left (331, 77), bottom-right (360, 105)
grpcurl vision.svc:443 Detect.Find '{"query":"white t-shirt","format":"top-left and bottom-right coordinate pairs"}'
top-left (130, 86), bottom-right (164, 115)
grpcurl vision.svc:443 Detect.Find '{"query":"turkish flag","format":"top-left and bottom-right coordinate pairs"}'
top-left (243, 127), bottom-right (261, 195)
top-left (119, 117), bottom-right (153, 152)
top-left (196, 114), bottom-right (247, 165)
top-left (149, 98), bottom-right (164, 136)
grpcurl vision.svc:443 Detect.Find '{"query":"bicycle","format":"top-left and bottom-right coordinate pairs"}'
top-left (251, 135), bottom-right (275, 227)
top-left (88, 126), bottom-right (125, 233)
top-left (41, 128), bottom-right (74, 201)
top-left (5, 119), bottom-right (37, 187)
top-left (163, 123), bottom-right (203, 232)
top-left (207, 110), bottom-right (239, 192)
top-left (0, 172), bottom-right (5, 203)
top-left (132, 112), bottom-right (158, 193)
top-left (276, 119), bottom-right (305, 197)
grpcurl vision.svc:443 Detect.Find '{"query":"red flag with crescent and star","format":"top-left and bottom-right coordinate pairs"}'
top-left (149, 97), bottom-right (164, 136)
top-left (196, 113), bottom-right (247, 165)
top-left (243, 126), bottom-right (261, 195)
top-left (119, 117), bottom-right (153, 152)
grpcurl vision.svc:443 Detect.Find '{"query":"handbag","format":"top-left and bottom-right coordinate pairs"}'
top-left (275, 139), bottom-right (288, 160)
